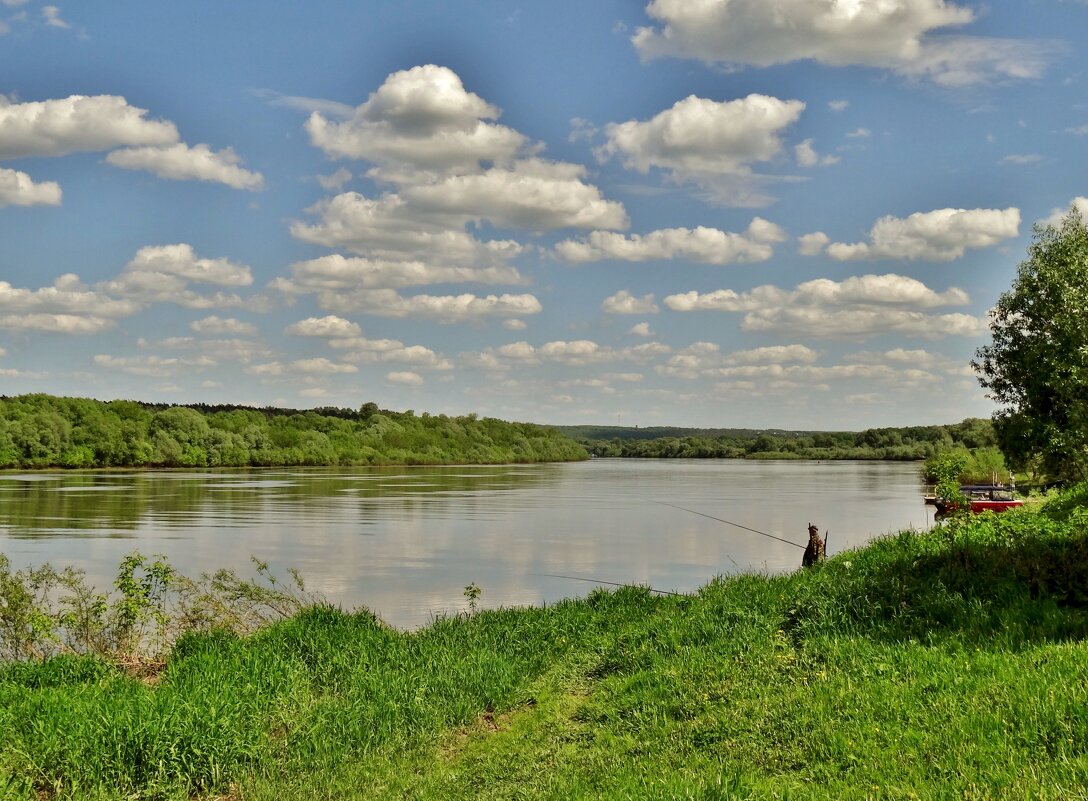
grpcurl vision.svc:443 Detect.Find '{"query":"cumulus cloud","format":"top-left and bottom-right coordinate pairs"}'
top-left (629, 322), bottom-right (654, 337)
top-left (664, 273), bottom-right (984, 338)
top-left (631, 0), bottom-right (1052, 86)
top-left (306, 64), bottom-right (528, 173)
top-left (798, 231), bottom-right (831, 256)
top-left (120, 244), bottom-right (252, 286)
top-left (92, 244), bottom-right (262, 315)
top-left (465, 339), bottom-right (672, 371)
top-left (190, 316), bottom-right (257, 336)
top-left (822, 207), bottom-right (1021, 261)
top-left (0, 167), bottom-right (62, 206)
top-left (290, 192), bottom-right (526, 265)
top-left (402, 158), bottom-right (628, 231)
top-left (42, 5), bottom-right (69, 28)
top-left (556, 218), bottom-right (785, 264)
top-left (0, 273), bottom-right (138, 333)
top-left (0, 94), bottom-right (178, 159)
top-left (285, 315), bottom-right (363, 338)
top-left (795, 138), bottom-right (840, 168)
top-left (387, 371), bottom-right (424, 386)
top-left (272, 255), bottom-right (527, 300)
top-left (246, 358), bottom-right (358, 376)
top-left (294, 65), bottom-right (627, 265)
top-left (313, 288), bottom-right (542, 323)
top-left (317, 167), bottom-right (352, 191)
top-left (1040, 197), bottom-right (1088, 227)
top-left (93, 354), bottom-right (214, 377)
top-left (599, 93), bottom-right (804, 205)
top-left (601, 290), bottom-right (659, 315)
top-left (106, 143), bottom-right (265, 190)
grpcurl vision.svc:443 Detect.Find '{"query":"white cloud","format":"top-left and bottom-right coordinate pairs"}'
top-left (42, 5), bottom-right (68, 28)
top-left (98, 244), bottom-right (259, 311)
top-left (0, 313), bottom-right (116, 334)
top-left (795, 138), bottom-right (840, 168)
top-left (798, 231), bottom-right (830, 256)
top-left (664, 273), bottom-right (983, 339)
top-left (285, 315), bottom-right (363, 338)
top-left (556, 218), bottom-right (784, 263)
top-left (0, 167), bottom-right (62, 206)
top-left (190, 316), bottom-right (257, 336)
top-left (273, 255), bottom-right (527, 300)
top-left (998, 153), bottom-right (1043, 166)
top-left (602, 290), bottom-right (659, 315)
top-left (829, 100), bottom-right (850, 112)
top-left (314, 288), bottom-right (542, 323)
top-left (629, 322), bottom-right (654, 337)
top-left (502, 318), bottom-right (527, 331)
top-left (1041, 197), bottom-right (1088, 227)
top-left (0, 94), bottom-right (178, 159)
top-left (306, 64), bottom-right (528, 173)
top-left (317, 167), bottom-right (352, 191)
top-left (727, 344), bottom-right (819, 365)
top-left (121, 244), bottom-right (253, 286)
top-left (246, 358), bottom-right (358, 377)
top-left (632, 0), bottom-right (1051, 86)
top-left (106, 143), bottom-right (264, 190)
top-left (296, 66), bottom-right (627, 266)
top-left (387, 371), bottom-right (424, 386)
top-left (93, 354), bottom-right (214, 377)
top-left (824, 207), bottom-right (1021, 261)
top-left (290, 191), bottom-right (525, 265)
top-left (465, 339), bottom-right (672, 371)
top-left (846, 128), bottom-right (871, 138)
top-left (403, 158), bottom-right (628, 231)
top-left (253, 89), bottom-right (355, 119)
top-left (599, 93), bottom-right (804, 205)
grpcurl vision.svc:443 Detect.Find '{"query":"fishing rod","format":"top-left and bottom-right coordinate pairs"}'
top-left (656, 501), bottom-right (807, 549)
top-left (533, 572), bottom-right (686, 597)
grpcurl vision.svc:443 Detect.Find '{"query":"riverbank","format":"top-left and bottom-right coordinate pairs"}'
top-left (2, 487), bottom-right (1086, 799)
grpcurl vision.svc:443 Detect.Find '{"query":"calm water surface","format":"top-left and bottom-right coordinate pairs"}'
top-left (0, 460), bottom-right (932, 629)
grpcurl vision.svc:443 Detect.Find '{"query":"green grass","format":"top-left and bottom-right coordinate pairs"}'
top-left (3, 489), bottom-right (1088, 799)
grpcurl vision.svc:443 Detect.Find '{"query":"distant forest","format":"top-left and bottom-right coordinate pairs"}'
top-left (0, 394), bottom-right (587, 469)
top-left (557, 418), bottom-right (997, 461)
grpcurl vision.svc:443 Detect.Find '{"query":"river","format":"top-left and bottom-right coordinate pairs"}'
top-left (0, 459), bottom-right (931, 629)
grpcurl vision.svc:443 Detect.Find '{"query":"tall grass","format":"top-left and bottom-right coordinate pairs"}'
top-left (2, 484), bottom-right (1087, 799)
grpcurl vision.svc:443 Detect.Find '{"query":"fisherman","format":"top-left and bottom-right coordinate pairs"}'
top-left (802, 523), bottom-right (825, 567)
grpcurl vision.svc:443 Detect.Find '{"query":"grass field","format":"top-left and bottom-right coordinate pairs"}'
top-left (2, 487), bottom-right (1087, 799)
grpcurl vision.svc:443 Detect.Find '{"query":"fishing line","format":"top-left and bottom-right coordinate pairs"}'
top-left (533, 572), bottom-right (685, 597)
top-left (656, 501), bottom-right (807, 550)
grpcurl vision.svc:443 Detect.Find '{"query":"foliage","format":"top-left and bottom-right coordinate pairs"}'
top-left (922, 446), bottom-right (1009, 485)
top-left (975, 207), bottom-right (1088, 483)
top-left (577, 417), bottom-right (996, 461)
top-left (0, 553), bottom-right (317, 664)
top-left (2, 488), bottom-right (1087, 798)
top-left (0, 394), bottom-right (587, 469)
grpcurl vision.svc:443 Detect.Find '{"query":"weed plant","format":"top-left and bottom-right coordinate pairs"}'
top-left (2, 485), bottom-right (1087, 799)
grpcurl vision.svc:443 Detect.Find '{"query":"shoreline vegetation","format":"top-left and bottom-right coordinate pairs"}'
top-left (561, 417), bottom-right (1002, 464)
top-left (1, 393), bottom-right (1006, 474)
top-left (0, 394), bottom-right (588, 469)
top-left (2, 484), bottom-right (1086, 798)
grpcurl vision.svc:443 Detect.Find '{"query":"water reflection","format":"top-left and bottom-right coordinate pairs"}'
top-left (0, 460), bottom-right (929, 629)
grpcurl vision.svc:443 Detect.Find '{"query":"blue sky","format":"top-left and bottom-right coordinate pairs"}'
top-left (1, 0), bottom-right (1085, 429)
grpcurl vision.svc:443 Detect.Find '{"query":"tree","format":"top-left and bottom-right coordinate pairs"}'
top-left (973, 207), bottom-right (1088, 483)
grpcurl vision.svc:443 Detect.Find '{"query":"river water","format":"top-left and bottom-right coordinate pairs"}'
top-left (0, 459), bottom-right (931, 629)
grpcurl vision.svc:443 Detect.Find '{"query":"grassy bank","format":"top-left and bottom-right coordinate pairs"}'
top-left (2, 491), bottom-right (1087, 799)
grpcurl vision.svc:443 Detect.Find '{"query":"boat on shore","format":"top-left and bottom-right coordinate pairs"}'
top-left (930, 483), bottom-right (1024, 515)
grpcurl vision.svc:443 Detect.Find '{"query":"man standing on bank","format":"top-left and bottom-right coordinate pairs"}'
top-left (802, 523), bottom-right (825, 567)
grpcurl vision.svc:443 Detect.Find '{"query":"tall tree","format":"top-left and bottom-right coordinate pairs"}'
top-left (974, 207), bottom-right (1088, 482)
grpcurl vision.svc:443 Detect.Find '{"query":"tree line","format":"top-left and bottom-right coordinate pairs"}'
top-left (573, 417), bottom-right (997, 461)
top-left (0, 395), bottom-right (588, 469)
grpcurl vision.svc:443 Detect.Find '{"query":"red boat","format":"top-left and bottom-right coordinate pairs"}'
top-left (932, 484), bottom-right (1023, 515)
